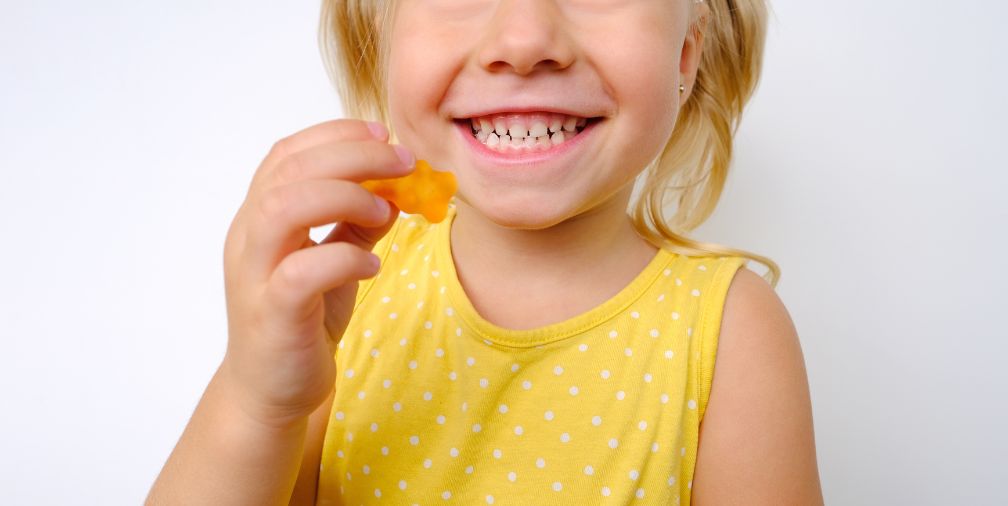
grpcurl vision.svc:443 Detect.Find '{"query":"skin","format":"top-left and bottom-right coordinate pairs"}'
top-left (147, 0), bottom-right (823, 504)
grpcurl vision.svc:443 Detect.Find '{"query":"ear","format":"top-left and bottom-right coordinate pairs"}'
top-left (679, 2), bottom-right (711, 101)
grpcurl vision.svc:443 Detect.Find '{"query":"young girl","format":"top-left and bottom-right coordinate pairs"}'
top-left (148, 0), bottom-right (823, 504)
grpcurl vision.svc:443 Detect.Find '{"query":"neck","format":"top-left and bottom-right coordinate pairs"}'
top-left (448, 190), bottom-right (659, 329)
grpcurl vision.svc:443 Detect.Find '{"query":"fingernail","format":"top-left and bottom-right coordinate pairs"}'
top-left (393, 145), bottom-right (415, 169)
top-left (366, 121), bottom-right (388, 140)
top-left (369, 252), bottom-right (381, 269)
top-left (374, 195), bottom-right (390, 216)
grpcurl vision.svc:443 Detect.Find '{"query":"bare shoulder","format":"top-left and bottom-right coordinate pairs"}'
top-left (691, 266), bottom-right (825, 505)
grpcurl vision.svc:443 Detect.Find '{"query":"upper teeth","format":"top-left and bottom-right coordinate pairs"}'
top-left (468, 113), bottom-right (589, 150)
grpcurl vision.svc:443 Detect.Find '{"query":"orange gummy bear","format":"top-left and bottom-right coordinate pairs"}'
top-left (361, 159), bottom-right (457, 223)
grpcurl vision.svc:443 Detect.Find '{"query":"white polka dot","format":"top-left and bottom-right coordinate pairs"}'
top-left (660, 393), bottom-right (669, 404)
top-left (536, 457), bottom-right (546, 468)
top-left (345, 369), bottom-right (355, 378)
top-left (688, 399), bottom-right (697, 409)
top-left (446, 307), bottom-right (454, 316)
top-left (462, 402), bottom-right (468, 412)
top-left (553, 365), bottom-right (564, 375)
top-left (425, 321), bottom-right (434, 330)
top-left (522, 380), bottom-right (533, 390)
top-left (600, 369), bottom-right (611, 379)
top-left (631, 311), bottom-right (640, 319)
top-left (374, 488), bottom-right (381, 498)
top-left (657, 293), bottom-right (666, 302)
top-left (399, 480), bottom-right (407, 490)
top-left (436, 415), bottom-right (446, 424)
top-left (671, 312), bottom-right (680, 320)
top-left (479, 378), bottom-right (489, 388)
top-left (578, 343), bottom-right (589, 352)
top-left (649, 329), bottom-right (660, 338)
top-left (393, 402), bottom-right (402, 411)
top-left (691, 288), bottom-right (701, 297)
top-left (389, 312), bottom-right (398, 319)
top-left (432, 270), bottom-right (440, 277)
top-left (382, 379), bottom-right (392, 388)
top-left (664, 350), bottom-right (675, 359)
top-left (592, 415), bottom-right (602, 426)
top-left (346, 471), bottom-right (351, 480)
top-left (423, 458), bottom-right (433, 468)
top-left (681, 447), bottom-right (686, 456)
top-left (448, 371), bottom-right (457, 381)
top-left (400, 269), bottom-right (408, 276)
top-left (608, 438), bottom-right (619, 449)
top-left (668, 475), bottom-right (677, 486)
top-left (569, 386), bottom-right (579, 395)
top-left (584, 465), bottom-right (595, 476)
top-left (423, 391), bottom-right (433, 401)
top-left (698, 264), bottom-right (707, 271)
top-left (472, 423), bottom-right (482, 433)
top-left (409, 435), bottom-right (419, 445)
top-left (514, 425), bottom-right (524, 436)
top-left (602, 486), bottom-right (612, 497)
top-left (381, 296), bottom-right (391, 304)
top-left (466, 357), bottom-right (476, 366)
top-left (560, 432), bottom-right (571, 443)
top-left (407, 283), bottom-right (416, 290)
top-left (465, 465), bottom-right (474, 474)
top-left (675, 277), bottom-right (682, 286)
top-left (449, 447), bottom-right (459, 457)
top-left (499, 404), bottom-right (509, 414)
top-left (652, 442), bottom-right (660, 452)
top-left (485, 495), bottom-right (494, 504)
top-left (493, 448), bottom-right (502, 459)
top-left (552, 482), bottom-right (563, 491)
top-left (399, 338), bottom-right (407, 346)
top-left (381, 446), bottom-right (389, 455)
top-left (644, 373), bottom-right (654, 383)
top-left (616, 390), bottom-right (626, 400)
top-left (629, 469), bottom-right (640, 480)
top-left (357, 391), bottom-right (366, 400)
top-left (636, 488), bottom-right (646, 498)
top-left (638, 420), bottom-right (648, 430)
top-left (364, 329), bottom-right (373, 338)
top-left (370, 422), bottom-right (379, 432)
top-left (442, 491), bottom-right (452, 500)
top-left (688, 480), bottom-right (693, 489)
top-left (508, 471), bottom-right (517, 482)
top-left (336, 450), bottom-right (344, 458)
top-left (335, 411), bottom-right (345, 420)
top-left (544, 410), bottom-right (554, 421)
top-left (511, 363), bottom-right (520, 372)
top-left (417, 301), bottom-right (424, 309)
top-left (456, 327), bottom-right (463, 336)
top-left (625, 347), bottom-right (633, 357)
top-left (609, 330), bottom-right (618, 338)
top-left (363, 465), bottom-right (371, 475)
top-left (408, 360), bottom-right (418, 369)
top-left (687, 327), bottom-right (693, 337)
top-left (663, 268), bottom-right (672, 276)
top-left (346, 432), bottom-right (353, 442)
top-left (483, 339), bottom-right (493, 346)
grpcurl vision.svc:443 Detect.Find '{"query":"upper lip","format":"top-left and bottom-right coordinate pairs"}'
top-left (453, 105), bottom-right (603, 119)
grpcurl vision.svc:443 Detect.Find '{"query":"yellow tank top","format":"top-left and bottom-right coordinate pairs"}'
top-left (317, 208), bottom-right (746, 505)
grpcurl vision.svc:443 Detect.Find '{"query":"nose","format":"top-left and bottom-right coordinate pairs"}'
top-left (476, 0), bottom-right (575, 75)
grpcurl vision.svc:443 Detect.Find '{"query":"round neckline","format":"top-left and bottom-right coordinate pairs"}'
top-left (434, 207), bottom-right (674, 348)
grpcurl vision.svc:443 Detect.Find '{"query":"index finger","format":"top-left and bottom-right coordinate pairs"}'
top-left (249, 119), bottom-right (389, 192)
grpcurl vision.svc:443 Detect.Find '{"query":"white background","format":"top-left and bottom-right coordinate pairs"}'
top-left (1, 0), bottom-right (1005, 504)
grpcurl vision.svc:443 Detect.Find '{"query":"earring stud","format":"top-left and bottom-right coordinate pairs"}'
top-left (679, 84), bottom-right (685, 94)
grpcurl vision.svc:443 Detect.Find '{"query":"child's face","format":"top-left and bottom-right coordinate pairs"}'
top-left (387, 0), bottom-right (705, 229)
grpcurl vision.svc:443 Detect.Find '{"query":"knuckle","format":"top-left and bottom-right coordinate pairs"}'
top-left (276, 150), bottom-right (306, 183)
top-left (275, 256), bottom-right (308, 292)
top-left (258, 185), bottom-right (295, 222)
top-left (269, 136), bottom-right (295, 161)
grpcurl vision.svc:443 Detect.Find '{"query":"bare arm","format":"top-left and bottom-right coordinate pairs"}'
top-left (146, 364), bottom-right (308, 505)
top-left (692, 267), bottom-right (824, 505)
top-left (288, 391), bottom-right (335, 505)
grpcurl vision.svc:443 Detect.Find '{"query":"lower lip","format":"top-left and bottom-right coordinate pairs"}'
top-left (454, 120), bottom-right (598, 167)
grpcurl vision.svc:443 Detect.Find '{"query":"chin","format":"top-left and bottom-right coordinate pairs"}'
top-left (455, 191), bottom-right (579, 231)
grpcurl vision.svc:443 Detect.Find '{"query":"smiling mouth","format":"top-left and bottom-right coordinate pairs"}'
top-left (458, 113), bottom-right (599, 152)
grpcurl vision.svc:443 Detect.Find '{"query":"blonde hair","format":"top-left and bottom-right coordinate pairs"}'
top-left (319, 0), bottom-right (780, 287)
